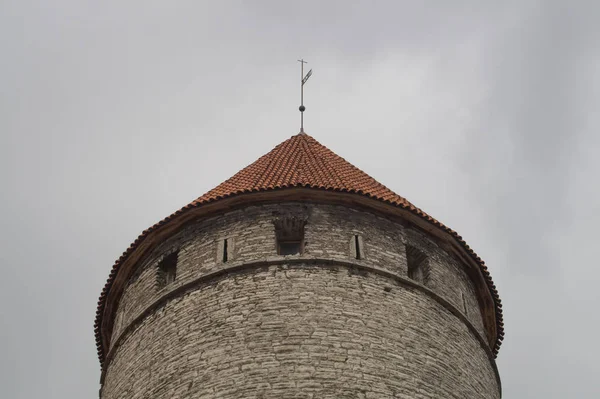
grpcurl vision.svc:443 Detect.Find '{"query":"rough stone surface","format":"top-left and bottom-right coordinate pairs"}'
top-left (102, 203), bottom-right (499, 398)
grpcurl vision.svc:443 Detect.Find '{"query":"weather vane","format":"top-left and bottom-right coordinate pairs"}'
top-left (298, 59), bottom-right (312, 133)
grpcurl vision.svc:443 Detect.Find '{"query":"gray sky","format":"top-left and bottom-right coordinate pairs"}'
top-left (1, 1), bottom-right (598, 398)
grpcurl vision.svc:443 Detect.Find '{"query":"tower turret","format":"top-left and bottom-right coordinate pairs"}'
top-left (95, 133), bottom-right (503, 398)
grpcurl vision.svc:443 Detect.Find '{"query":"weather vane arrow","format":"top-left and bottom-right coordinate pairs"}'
top-left (298, 59), bottom-right (313, 133)
top-left (302, 69), bottom-right (312, 85)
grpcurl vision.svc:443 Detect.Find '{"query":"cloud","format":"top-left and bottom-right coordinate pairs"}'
top-left (0, 1), bottom-right (598, 398)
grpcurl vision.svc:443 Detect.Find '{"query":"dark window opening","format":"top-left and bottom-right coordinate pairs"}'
top-left (274, 217), bottom-right (306, 256)
top-left (406, 245), bottom-right (429, 285)
top-left (223, 239), bottom-right (228, 263)
top-left (350, 234), bottom-right (365, 260)
top-left (278, 241), bottom-right (302, 256)
top-left (157, 251), bottom-right (178, 288)
top-left (354, 235), bottom-right (362, 260)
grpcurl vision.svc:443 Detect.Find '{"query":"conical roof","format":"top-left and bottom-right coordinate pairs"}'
top-left (192, 132), bottom-right (414, 208)
top-left (95, 132), bottom-right (503, 367)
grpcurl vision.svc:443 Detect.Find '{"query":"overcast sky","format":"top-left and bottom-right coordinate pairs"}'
top-left (1, 1), bottom-right (599, 398)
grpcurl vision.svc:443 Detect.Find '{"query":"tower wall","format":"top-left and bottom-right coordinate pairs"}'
top-left (100, 203), bottom-right (500, 398)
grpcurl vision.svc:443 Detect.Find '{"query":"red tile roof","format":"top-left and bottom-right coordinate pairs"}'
top-left (193, 132), bottom-right (413, 206)
top-left (95, 132), bottom-right (504, 366)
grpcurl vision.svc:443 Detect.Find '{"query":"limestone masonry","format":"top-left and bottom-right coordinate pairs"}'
top-left (95, 133), bottom-right (503, 398)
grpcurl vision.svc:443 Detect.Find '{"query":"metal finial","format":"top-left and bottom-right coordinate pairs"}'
top-left (298, 59), bottom-right (312, 133)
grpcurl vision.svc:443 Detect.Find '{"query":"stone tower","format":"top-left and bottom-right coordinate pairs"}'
top-left (95, 133), bottom-right (504, 398)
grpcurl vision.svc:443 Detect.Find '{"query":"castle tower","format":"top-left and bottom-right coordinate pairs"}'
top-left (95, 133), bottom-right (503, 398)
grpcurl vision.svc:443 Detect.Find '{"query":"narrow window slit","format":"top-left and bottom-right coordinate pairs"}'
top-left (350, 234), bottom-right (364, 260)
top-left (157, 250), bottom-right (178, 288)
top-left (461, 291), bottom-right (468, 315)
top-left (223, 239), bottom-right (228, 263)
top-left (406, 245), bottom-right (429, 285)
